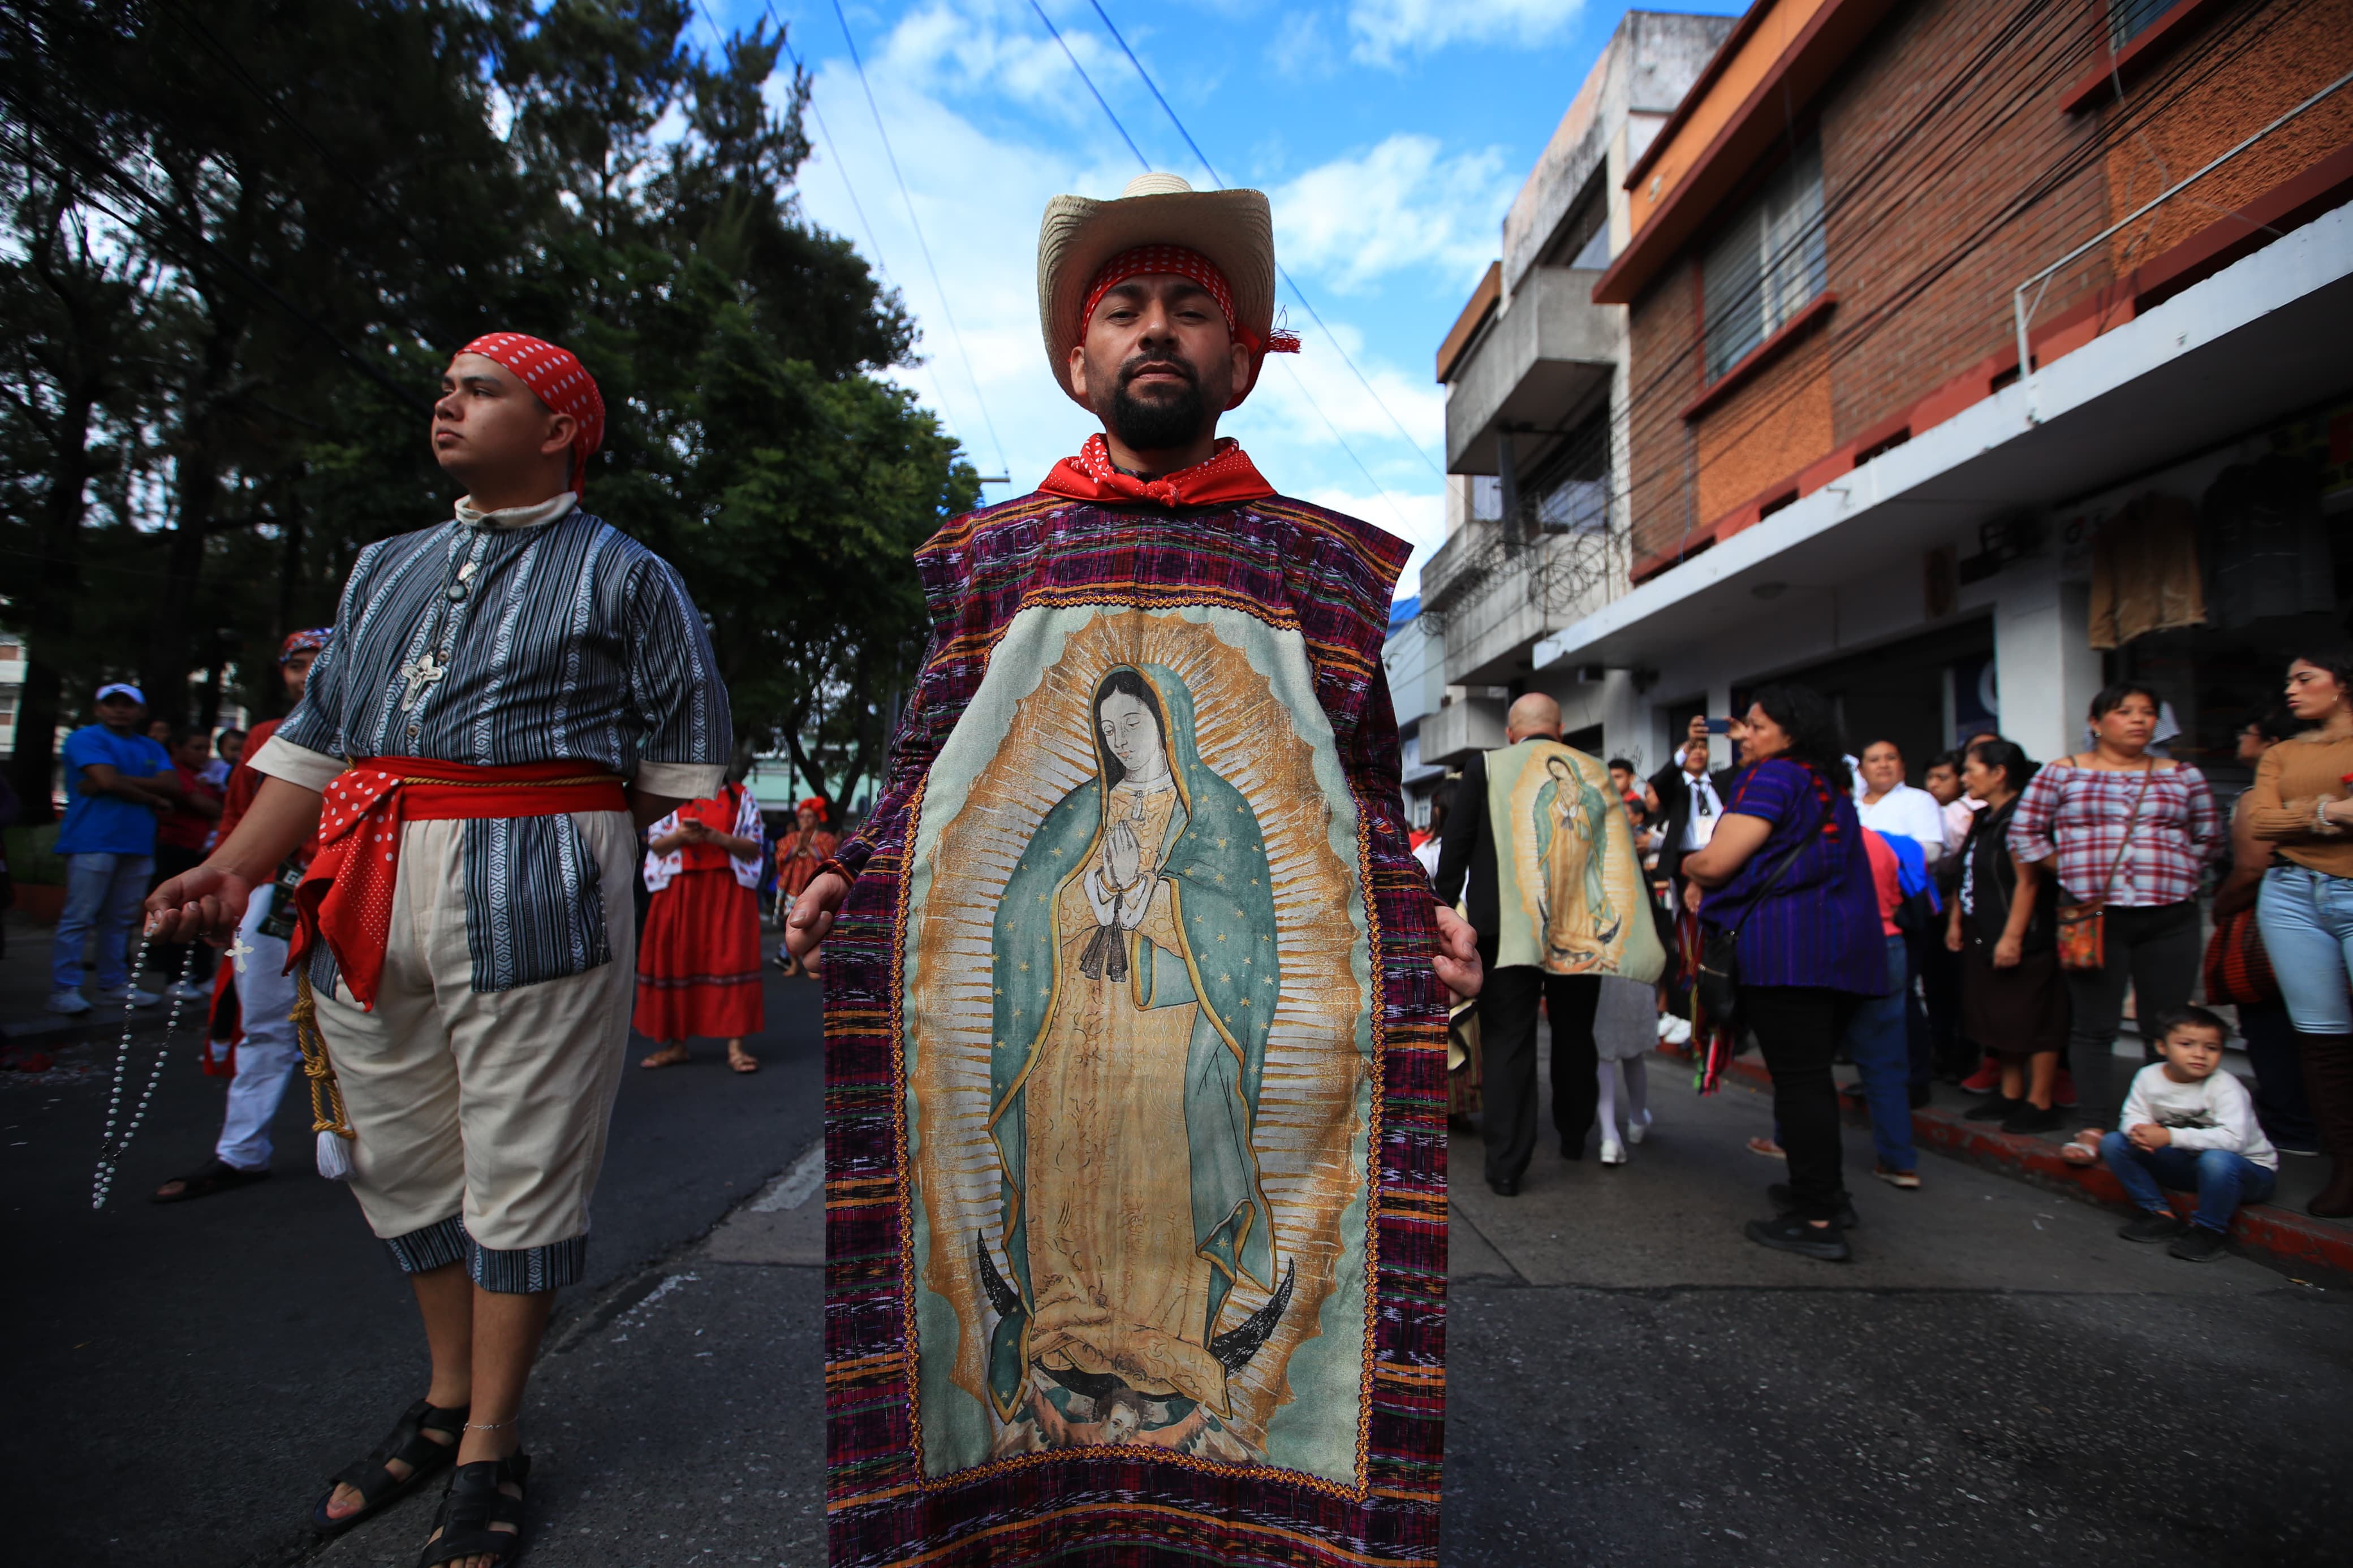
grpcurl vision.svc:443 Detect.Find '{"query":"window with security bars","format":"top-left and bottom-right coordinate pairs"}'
top-left (2108, 0), bottom-right (2174, 49)
top-left (1701, 137), bottom-right (1826, 385)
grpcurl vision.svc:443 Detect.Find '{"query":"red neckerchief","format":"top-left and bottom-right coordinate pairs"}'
top-left (1038, 434), bottom-right (1277, 508)
top-left (288, 758), bottom-right (628, 1009)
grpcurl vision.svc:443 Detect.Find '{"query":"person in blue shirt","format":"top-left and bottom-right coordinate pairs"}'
top-left (48, 683), bottom-right (182, 1014)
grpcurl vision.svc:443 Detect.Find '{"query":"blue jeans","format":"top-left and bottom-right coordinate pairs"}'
top-left (1842, 934), bottom-right (1917, 1173)
top-left (2257, 865), bottom-right (2353, 1034)
top-left (51, 852), bottom-right (155, 994)
top-left (2098, 1132), bottom-right (2277, 1233)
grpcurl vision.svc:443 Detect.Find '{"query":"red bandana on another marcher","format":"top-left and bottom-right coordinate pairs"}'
top-left (287, 759), bottom-right (628, 1009)
top-left (458, 332), bottom-right (606, 490)
top-left (1038, 434), bottom-right (1277, 508)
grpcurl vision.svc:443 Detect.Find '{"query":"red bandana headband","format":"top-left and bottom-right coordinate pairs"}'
top-left (458, 332), bottom-right (606, 491)
top-left (1079, 246), bottom-right (1301, 358)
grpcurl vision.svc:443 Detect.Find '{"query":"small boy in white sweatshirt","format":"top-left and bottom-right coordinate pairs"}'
top-left (2093, 1008), bottom-right (2278, 1263)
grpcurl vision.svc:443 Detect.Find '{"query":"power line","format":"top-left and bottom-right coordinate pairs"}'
top-left (1027, 1), bottom-right (1148, 170)
top-left (744, 3), bottom-right (976, 460)
top-left (826, 0), bottom-right (1012, 478)
top-left (1082, 0), bottom-right (1446, 481)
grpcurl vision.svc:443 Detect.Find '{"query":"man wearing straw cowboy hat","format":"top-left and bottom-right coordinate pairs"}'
top-left (788, 172), bottom-right (1477, 1568)
top-left (148, 332), bottom-right (728, 1568)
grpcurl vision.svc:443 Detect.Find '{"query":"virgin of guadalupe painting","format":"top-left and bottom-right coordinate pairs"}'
top-left (898, 604), bottom-right (1380, 1492)
top-left (981, 663), bottom-right (1292, 1461)
top-left (1535, 753), bottom-right (1621, 964)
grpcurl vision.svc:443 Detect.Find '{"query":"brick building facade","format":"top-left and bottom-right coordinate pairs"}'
top-left (1501, 0), bottom-right (2353, 777)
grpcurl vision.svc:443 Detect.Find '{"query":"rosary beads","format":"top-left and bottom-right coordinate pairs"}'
top-left (89, 938), bottom-right (200, 1211)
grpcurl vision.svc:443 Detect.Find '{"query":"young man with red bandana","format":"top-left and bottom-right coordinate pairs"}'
top-left (149, 334), bottom-right (729, 1568)
top-left (788, 174), bottom-right (1478, 1568)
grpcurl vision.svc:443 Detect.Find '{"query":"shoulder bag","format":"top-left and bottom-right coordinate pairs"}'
top-left (1694, 786), bottom-right (1829, 1033)
top-left (2054, 760), bottom-right (2155, 973)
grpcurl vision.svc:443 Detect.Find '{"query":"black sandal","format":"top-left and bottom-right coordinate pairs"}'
top-left (152, 1157), bottom-right (271, 1203)
top-left (417, 1453), bottom-right (529, 1567)
top-left (309, 1398), bottom-right (468, 1534)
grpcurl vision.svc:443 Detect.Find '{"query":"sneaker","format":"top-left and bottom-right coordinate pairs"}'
top-left (1963, 1096), bottom-right (2022, 1122)
top-left (1599, 1137), bottom-right (1628, 1167)
top-left (164, 979), bottom-right (206, 1003)
top-left (45, 990), bottom-right (92, 1016)
top-left (1626, 1108), bottom-right (1653, 1146)
top-left (2052, 1069), bottom-right (2080, 1109)
top-left (1872, 1163), bottom-right (1921, 1190)
top-left (1958, 1059), bottom-right (2002, 1095)
top-left (2001, 1102), bottom-right (2066, 1134)
top-left (2117, 1211), bottom-right (2186, 1244)
top-left (2167, 1226), bottom-right (2229, 1263)
top-left (93, 985), bottom-right (160, 1009)
top-left (1769, 1181), bottom-right (1860, 1230)
top-left (1744, 1215), bottom-right (1851, 1262)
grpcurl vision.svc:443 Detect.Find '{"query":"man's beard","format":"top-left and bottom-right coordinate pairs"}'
top-left (1107, 356), bottom-right (1207, 455)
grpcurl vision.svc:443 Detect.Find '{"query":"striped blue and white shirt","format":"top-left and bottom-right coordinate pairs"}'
top-left (255, 493), bottom-right (731, 991)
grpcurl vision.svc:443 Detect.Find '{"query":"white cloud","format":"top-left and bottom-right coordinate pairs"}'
top-left (1271, 133), bottom-right (1512, 294)
top-left (1347, 0), bottom-right (1588, 66)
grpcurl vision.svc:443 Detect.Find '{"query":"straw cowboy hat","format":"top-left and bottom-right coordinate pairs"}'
top-left (1036, 171), bottom-right (1285, 410)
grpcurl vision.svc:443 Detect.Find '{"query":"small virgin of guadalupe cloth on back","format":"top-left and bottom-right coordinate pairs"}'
top-left (818, 480), bottom-right (1449, 1568)
top-left (1483, 739), bottom-right (1666, 980)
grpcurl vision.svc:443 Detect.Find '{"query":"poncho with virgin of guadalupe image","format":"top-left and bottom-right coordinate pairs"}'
top-left (818, 476), bottom-right (1449, 1568)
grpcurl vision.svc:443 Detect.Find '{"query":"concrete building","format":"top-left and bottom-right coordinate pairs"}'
top-left (1401, 10), bottom-right (1738, 798)
top-left (1523, 0), bottom-right (2353, 786)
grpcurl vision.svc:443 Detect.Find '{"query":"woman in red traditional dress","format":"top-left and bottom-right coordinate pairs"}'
top-left (635, 782), bottom-right (767, 1073)
top-left (770, 797), bottom-right (838, 978)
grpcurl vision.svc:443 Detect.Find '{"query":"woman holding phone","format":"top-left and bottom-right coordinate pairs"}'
top-left (1682, 686), bottom-right (1887, 1262)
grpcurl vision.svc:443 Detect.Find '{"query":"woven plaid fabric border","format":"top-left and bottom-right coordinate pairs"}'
top-left (822, 491), bottom-right (1449, 1567)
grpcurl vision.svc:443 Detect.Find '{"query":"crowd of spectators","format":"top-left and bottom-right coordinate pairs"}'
top-left (1421, 648), bottom-right (2353, 1263)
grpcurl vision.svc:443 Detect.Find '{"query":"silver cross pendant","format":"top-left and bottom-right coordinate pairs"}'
top-left (397, 650), bottom-right (446, 712)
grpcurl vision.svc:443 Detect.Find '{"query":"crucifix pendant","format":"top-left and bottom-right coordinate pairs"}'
top-left (397, 650), bottom-right (446, 711)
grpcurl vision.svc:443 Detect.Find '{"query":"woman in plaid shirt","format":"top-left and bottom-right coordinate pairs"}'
top-left (2008, 684), bottom-right (2222, 1109)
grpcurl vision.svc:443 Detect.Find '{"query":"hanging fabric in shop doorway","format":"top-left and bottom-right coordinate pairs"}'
top-left (2089, 492), bottom-right (2207, 649)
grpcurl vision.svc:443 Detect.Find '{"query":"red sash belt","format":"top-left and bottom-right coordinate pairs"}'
top-left (289, 758), bottom-right (629, 1010)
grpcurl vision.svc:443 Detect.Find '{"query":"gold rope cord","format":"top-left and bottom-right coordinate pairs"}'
top-left (291, 971), bottom-right (354, 1141)
top-left (390, 773), bottom-right (624, 788)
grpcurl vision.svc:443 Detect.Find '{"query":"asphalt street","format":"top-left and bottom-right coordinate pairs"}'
top-left (7, 987), bottom-right (2351, 1566)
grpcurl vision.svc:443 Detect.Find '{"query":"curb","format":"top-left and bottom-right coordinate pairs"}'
top-left (1698, 1050), bottom-right (2353, 1285)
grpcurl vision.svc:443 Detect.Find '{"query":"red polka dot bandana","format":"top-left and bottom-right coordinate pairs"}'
top-left (458, 332), bottom-right (606, 490)
top-left (1079, 247), bottom-right (1301, 364)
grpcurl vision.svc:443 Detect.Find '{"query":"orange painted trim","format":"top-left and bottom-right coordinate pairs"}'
top-left (2058, 0), bottom-right (2235, 115)
top-left (1436, 261), bottom-right (1502, 384)
top-left (1622, 0), bottom-right (1787, 195)
top-left (1593, 0), bottom-right (1896, 307)
top-left (1679, 292), bottom-right (1838, 422)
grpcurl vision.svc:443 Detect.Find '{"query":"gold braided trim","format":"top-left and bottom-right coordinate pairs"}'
top-left (291, 971), bottom-right (354, 1142)
top-left (387, 772), bottom-right (626, 788)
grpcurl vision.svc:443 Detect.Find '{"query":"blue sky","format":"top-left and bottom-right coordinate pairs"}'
top-left (697, 1), bottom-right (1744, 597)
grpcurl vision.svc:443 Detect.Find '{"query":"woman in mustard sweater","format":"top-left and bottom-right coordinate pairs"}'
top-left (2248, 650), bottom-right (2353, 1218)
